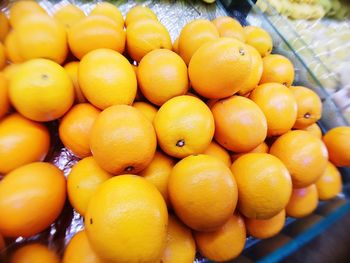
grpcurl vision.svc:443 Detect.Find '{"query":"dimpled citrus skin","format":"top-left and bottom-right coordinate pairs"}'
top-left (231, 142), bottom-right (269, 162)
top-left (243, 26), bottom-right (272, 57)
top-left (85, 175), bottom-right (168, 263)
top-left (9, 1), bottom-right (47, 28)
top-left (90, 2), bottom-right (124, 28)
top-left (231, 153), bottom-right (292, 219)
top-left (212, 16), bottom-right (245, 42)
top-left (203, 141), bottom-right (231, 167)
top-left (168, 154), bottom-right (238, 232)
top-left (154, 95), bottom-right (215, 158)
top-left (270, 130), bottom-right (329, 188)
top-left (300, 123), bottom-right (322, 139)
top-left (132, 101), bottom-right (158, 123)
top-left (316, 162), bottom-right (342, 200)
top-left (323, 126), bottom-right (350, 167)
top-left (125, 5), bottom-right (158, 27)
top-left (286, 184), bottom-right (318, 218)
top-left (10, 243), bottom-right (60, 263)
top-left (54, 4), bottom-right (85, 29)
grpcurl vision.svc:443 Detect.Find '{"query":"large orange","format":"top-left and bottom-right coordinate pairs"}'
top-left (78, 49), bottom-right (137, 109)
top-left (4, 30), bottom-right (24, 63)
top-left (243, 26), bottom-right (272, 57)
top-left (203, 141), bottom-right (231, 167)
top-left (231, 153), bottom-right (292, 219)
top-left (168, 154), bottom-right (238, 231)
top-left (125, 5), bottom-right (158, 27)
top-left (178, 19), bottom-right (219, 65)
top-left (188, 38), bottom-right (252, 99)
top-left (286, 184), bottom-right (318, 218)
top-left (54, 4), bottom-right (85, 29)
top-left (90, 105), bottom-right (157, 175)
top-left (0, 113), bottom-right (50, 174)
top-left (323, 126), bottom-right (350, 167)
top-left (59, 103), bottom-right (100, 158)
top-left (0, 73), bottom-right (10, 119)
top-left (68, 15), bottom-right (125, 59)
top-left (0, 162), bottom-right (66, 237)
top-left (212, 16), bottom-right (245, 42)
top-left (64, 61), bottom-right (86, 103)
top-left (137, 49), bottom-right (189, 106)
top-left (299, 123), bottom-right (322, 139)
top-left (154, 95), bottom-right (214, 158)
top-left (231, 142), bottom-right (269, 162)
top-left (9, 1), bottom-right (47, 28)
top-left (132, 101), bottom-right (158, 123)
top-left (10, 244), bottom-right (60, 263)
top-left (9, 58), bottom-right (74, 122)
top-left (211, 95), bottom-right (267, 152)
top-left (316, 161), bottom-right (342, 200)
top-left (90, 2), bottom-right (124, 28)
top-left (249, 82), bottom-right (297, 136)
top-left (0, 11), bottom-right (9, 41)
top-left (260, 54), bottom-right (295, 86)
top-left (0, 43), bottom-right (5, 70)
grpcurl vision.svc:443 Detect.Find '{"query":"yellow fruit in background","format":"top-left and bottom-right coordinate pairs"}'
top-left (323, 126), bottom-right (350, 167)
top-left (286, 184), bottom-right (318, 218)
top-left (90, 2), bottom-right (124, 28)
top-left (172, 37), bottom-right (179, 53)
top-left (244, 25), bottom-right (273, 57)
top-left (59, 103), bottom-right (100, 158)
top-left (67, 157), bottom-right (113, 216)
top-left (64, 61), bottom-right (86, 103)
top-left (125, 5), bottom-right (158, 27)
top-left (85, 175), bottom-right (168, 263)
top-left (189, 38), bottom-right (252, 99)
top-left (168, 154), bottom-right (238, 231)
top-left (154, 95), bottom-right (215, 158)
top-left (54, 4), bottom-right (85, 29)
top-left (0, 73), bottom-right (10, 119)
top-left (0, 11), bottom-right (9, 41)
top-left (0, 113), bottom-right (50, 174)
top-left (90, 105), bottom-right (157, 175)
top-left (203, 141), bottom-right (231, 167)
top-left (138, 49), bottom-right (189, 106)
top-left (126, 19), bottom-right (172, 62)
top-left (212, 16), bottom-right (245, 42)
top-left (194, 213), bottom-right (246, 262)
top-left (4, 31), bottom-right (24, 63)
top-left (160, 215), bottom-right (196, 263)
top-left (231, 142), bottom-right (269, 162)
top-left (316, 162), bottom-right (342, 200)
top-left (0, 43), bottom-right (6, 70)
top-left (9, 0), bottom-right (47, 28)
top-left (178, 19), bottom-right (219, 65)
top-left (132, 101), bottom-right (158, 123)
top-left (231, 153), bottom-right (292, 219)
top-left (9, 58), bottom-right (74, 122)
top-left (299, 123), bottom-right (322, 139)
top-left (78, 49), bottom-right (137, 109)
top-left (10, 244), bottom-right (60, 263)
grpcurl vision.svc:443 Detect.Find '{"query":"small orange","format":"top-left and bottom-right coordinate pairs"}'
top-left (323, 126), bottom-right (350, 167)
top-left (299, 123), bottom-right (322, 139)
top-left (189, 38), bottom-right (252, 99)
top-left (168, 154), bottom-right (238, 231)
top-left (0, 162), bottom-right (66, 237)
top-left (290, 86), bottom-right (322, 129)
top-left (231, 142), bottom-right (269, 162)
top-left (0, 11), bottom-right (9, 41)
top-left (68, 15), bottom-right (125, 59)
top-left (90, 105), bottom-right (157, 175)
top-left (4, 30), bottom-right (24, 63)
top-left (54, 4), bottom-right (85, 29)
top-left (139, 151), bottom-right (175, 206)
top-left (126, 19), bottom-right (172, 62)
top-left (59, 103), bottom-right (100, 158)
top-left (211, 95), bottom-right (267, 152)
top-left (9, 1), bottom-right (47, 28)
top-left (250, 83), bottom-right (297, 136)
top-left (154, 95), bottom-right (215, 158)
top-left (3, 63), bottom-right (21, 81)
top-left (245, 209), bottom-right (285, 239)
top-left (10, 244), bottom-right (60, 263)
top-left (172, 37), bottom-right (179, 53)
top-left (125, 5), bottom-right (158, 27)
top-left (203, 141), bottom-right (231, 167)
top-left (243, 26), bottom-right (272, 57)
top-left (64, 61), bottom-right (86, 103)
top-left (78, 49), bottom-right (137, 109)
top-left (231, 153), bottom-right (292, 219)
top-left (67, 157), bottom-right (113, 216)
top-left (0, 73), bottom-right (10, 119)
top-left (90, 2), bottom-right (124, 28)
top-left (260, 54), bottom-right (295, 87)
top-left (178, 19), bottom-right (219, 65)
top-left (194, 213), bottom-right (246, 262)
top-left (316, 162), bottom-right (342, 200)
top-left (137, 49), bottom-right (189, 106)
top-left (0, 43), bottom-right (6, 70)
top-left (0, 113), bottom-right (50, 174)
top-left (212, 16), bottom-right (245, 42)
top-left (132, 101), bottom-right (158, 123)
top-left (286, 184), bottom-right (318, 218)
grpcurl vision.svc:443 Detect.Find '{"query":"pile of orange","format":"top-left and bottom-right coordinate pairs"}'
top-left (0, 1), bottom-right (348, 262)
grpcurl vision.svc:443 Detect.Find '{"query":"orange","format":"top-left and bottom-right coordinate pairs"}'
top-left (245, 209), bottom-right (285, 239)
top-left (323, 126), bottom-right (350, 167)
top-left (85, 175), bottom-right (167, 263)
top-left (290, 86), bottom-right (322, 129)
top-left (0, 162), bottom-right (66, 237)
top-left (270, 130), bottom-right (329, 188)
top-left (194, 213), bottom-right (246, 262)
top-left (286, 184), bottom-right (318, 218)
top-left (0, 43), bottom-right (5, 70)
top-left (63, 230), bottom-right (103, 263)
top-left (154, 95), bottom-right (214, 158)
top-left (137, 49), bottom-right (189, 106)
top-left (64, 61), bottom-right (86, 103)
top-left (3, 63), bottom-right (21, 81)
top-left (54, 4), bottom-right (85, 29)
top-left (10, 244), bottom-right (60, 263)
top-left (299, 123), bottom-right (322, 139)
top-left (211, 95), bottom-right (267, 152)
top-left (249, 83), bottom-right (297, 136)
top-left (4, 31), bottom-right (24, 63)
top-left (126, 19), bottom-right (172, 62)
top-left (0, 73), bottom-right (10, 119)
top-left (168, 154), bottom-right (238, 231)
top-left (90, 105), bottom-right (157, 175)
top-left (231, 153), bottom-right (292, 219)
top-left (9, 1), bottom-right (47, 28)
top-left (231, 142), bottom-right (269, 162)
top-left (79, 49), bottom-right (137, 109)
top-left (260, 54), bottom-right (295, 86)
top-left (132, 101), bottom-right (158, 123)
top-left (59, 103), bottom-right (100, 158)
top-left (172, 37), bottom-right (179, 53)
top-left (160, 215), bottom-right (196, 263)
top-left (0, 11), bottom-right (9, 41)
top-left (0, 113), bottom-right (50, 174)
top-left (9, 58), bottom-right (74, 122)
top-left (316, 162), bottom-right (342, 200)
top-left (139, 151), bottom-right (175, 206)
top-left (212, 16), bottom-right (245, 42)
top-left (68, 15), bottom-right (125, 59)
top-left (125, 5), bottom-right (158, 27)
top-left (203, 141), bottom-right (231, 167)
top-left (189, 38), bottom-right (252, 99)
top-left (90, 2), bottom-right (124, 28)
top-left (243, 26), bottom-right (272, 57)
top-left (67, 157), bottom-right (113, 216)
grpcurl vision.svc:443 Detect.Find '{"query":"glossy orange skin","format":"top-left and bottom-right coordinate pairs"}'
top-left (316, 161), bottom-right (342, 200)
top-left (203, 141), bottom-right (232, 167)
top-left (90, 2), bottom-right (124, 28)
top-left (230, 142), bottom-right (269, 162)
top-left (323, 126), bottom-right (350, 167)
top-left (64, 61), bottom-right (87, 103)
top-left (4, 30), bottom-right (24, 63)
top-left (243, 26), bottom-right (272, 57)
top-left (9, 1), bottom-right (47, 28)
top-left (299, 123), bottom-right (322, 139)
top-left (0, 43), bottom-right (5, 70)
top-left (132, 101), bottom-right (158, 123)
top-left (10, 244), bottom-right (60, 263)
top-left (54, 4), bottom-right (85, 29)
top-left (212, 16), bottom-right (245, 42)
top-left (0, 73), bottom-right (10, 119)
top-left (286, 184), bottom-right (318, 218)
top-left (125, 5), bottom-right (158, 27)
top-left (0, 11), bottom-right (9, 42)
